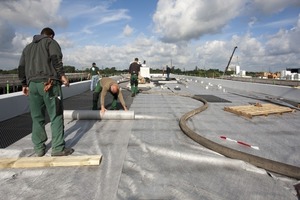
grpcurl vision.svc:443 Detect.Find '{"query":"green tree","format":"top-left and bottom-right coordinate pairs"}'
top-left (63, 66), bottom-right (76, 73)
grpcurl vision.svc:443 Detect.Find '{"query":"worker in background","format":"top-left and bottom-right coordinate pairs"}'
top-left (92, 77), bottom-right (128, 113)
top-left (166, 65), bottom-right (171, 80)
top-left (141, 60), bottom-right (146, 67)
top-left (128, 57), bottom-right (141, 97)
top-left (88, 62), bottom-right (100, 91)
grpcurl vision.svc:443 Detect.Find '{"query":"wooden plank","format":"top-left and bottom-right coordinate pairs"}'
top-left (224, 103), bottom-right (294, 118)
top-left (224, 107), bottom-right (253, 118)
top-left (0, 155), bottom-right (102, 169)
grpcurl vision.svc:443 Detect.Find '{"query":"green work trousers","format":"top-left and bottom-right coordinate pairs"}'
top-left (28, 81), bottom-right (65, 154)
top-left (93, 81), bottom-right (118, 110)
top-left (130, 74), bottom-right (138, 95)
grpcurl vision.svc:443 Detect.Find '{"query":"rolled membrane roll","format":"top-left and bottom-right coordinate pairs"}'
top-left (63, 110), bottom-right (134, 120)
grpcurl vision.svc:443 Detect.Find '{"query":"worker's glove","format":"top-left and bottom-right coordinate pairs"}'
top-left (44, 79), bottom-right (54, 92)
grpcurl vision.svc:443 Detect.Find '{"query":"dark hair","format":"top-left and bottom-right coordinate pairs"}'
top-left (41, 27), bottom-right (55, 37)
top-left (134, 58), bottom-right (138, 61)
top-left (92, 62), bottom-right (96, 65)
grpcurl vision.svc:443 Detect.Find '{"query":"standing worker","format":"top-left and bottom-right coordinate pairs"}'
top-left (166, 65), bottom-right (171, 81)
top-left (141, 60), bottom-right (146, 67)
top-left (18, 27), bottom-right (74, 157)
top-left (92, 77), bottom-right (128, 112)
top-left (88, 62), bottom-right (100, 91)
top-left (128, 58), bottom-right (141, 97)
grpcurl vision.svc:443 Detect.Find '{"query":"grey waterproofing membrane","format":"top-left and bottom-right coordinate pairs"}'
top-left (0, 75), bottom-right (299, 200)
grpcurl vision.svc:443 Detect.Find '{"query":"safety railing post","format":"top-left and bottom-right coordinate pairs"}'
top-left (6, 80), bottom-right (9, 94)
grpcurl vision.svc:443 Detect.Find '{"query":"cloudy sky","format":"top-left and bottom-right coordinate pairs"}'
top-left (1, 0), bottom-right (300, 72)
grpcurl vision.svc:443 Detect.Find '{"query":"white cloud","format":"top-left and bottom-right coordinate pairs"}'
top-left (56, 36), bottom-right (75, 49)
top-left (153, 0), bottom-right (244, 43)
top-left (122, 25), bottom-right (133, 37)
top-left (61, 33), bottom-right (188, 69)
top-left (1, 0), bottom-right (300, 72)
top-left (251, 0), bottom-right (300, 14)
top-left (265, 16), bottom-right (300, 56)
top-left (82, 8), bottom-right (130, 32)
top-left (60, 2), bottom-right (131, 36)
top-left (11, 33), bottom-right (32, 51)
top-left (0, 0), bottom-right (66, 59)
top-left (248, 17), bottom-right (257, 28)
top-left (0, 0), bottom-right (66, 29)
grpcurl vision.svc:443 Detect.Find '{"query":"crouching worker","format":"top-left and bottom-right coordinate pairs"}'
top-left (92, 77), bottom-right (128, 113)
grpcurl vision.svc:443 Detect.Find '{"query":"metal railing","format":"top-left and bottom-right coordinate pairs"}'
top-left (0, 73), bottom-right (89, 95)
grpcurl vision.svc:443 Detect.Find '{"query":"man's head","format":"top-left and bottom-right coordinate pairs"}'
top-left (92, 62), bottom-right (96, 66)
top-left (41, 27), bottom-right (55, 38)
top-left (134, 58), bottom-right (138, 62)
top-left (110, 84), bottom-right (119, 94)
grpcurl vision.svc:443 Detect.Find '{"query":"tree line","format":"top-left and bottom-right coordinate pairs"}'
top-left (0, 66), bottom-right (262, 78)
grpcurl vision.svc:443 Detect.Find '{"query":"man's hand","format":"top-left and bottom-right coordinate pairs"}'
top-left (61, 75), bottom-right (70, 87)
top-left (100, 105), bottom-right (107, 114)
top-left (44, 79), bottom-right (53, 92)
top-left (22, 86), bottom-right (29, 96)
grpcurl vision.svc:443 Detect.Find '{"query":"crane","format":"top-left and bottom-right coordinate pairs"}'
top-left (223, 46), bottom-right (238, 76)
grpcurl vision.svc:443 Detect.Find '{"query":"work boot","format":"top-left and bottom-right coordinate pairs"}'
top-left (35, 149), bottom-right (46, 157)
top-left (34, 144), bottom-right (46, 157)
top-left (51, 147), bottom-right (74, 156)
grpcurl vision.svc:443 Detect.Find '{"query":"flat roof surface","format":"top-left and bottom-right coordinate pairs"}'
top-left (0, 75), bottom-right (299, 200)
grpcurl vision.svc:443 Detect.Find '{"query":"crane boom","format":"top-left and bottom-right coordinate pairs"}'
top-left (223, 46), bottom-right (238, 75)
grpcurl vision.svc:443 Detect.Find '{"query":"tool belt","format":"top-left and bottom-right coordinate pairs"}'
top-left (44, 78), bottom-right (54, 92)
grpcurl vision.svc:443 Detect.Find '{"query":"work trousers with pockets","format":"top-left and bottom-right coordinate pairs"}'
top-left (130, 74), bottom-right (138, 95)
top-left (29, 81), bottom-right (65, 154)
top-left (92, 81), bottom-right (118, 110)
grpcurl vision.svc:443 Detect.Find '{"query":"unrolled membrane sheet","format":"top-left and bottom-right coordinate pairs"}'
top-left (63, 110), bottom-right (135, 120)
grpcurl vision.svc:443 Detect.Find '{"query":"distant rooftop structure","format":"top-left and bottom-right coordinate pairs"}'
top-left (282, 69), bottom-right (300, 80)
top-left (286, 67), bottom-right (300, 73)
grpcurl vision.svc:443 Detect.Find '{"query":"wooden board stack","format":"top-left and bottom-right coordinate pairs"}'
top-left (224, 103), bottom-right (294, 119)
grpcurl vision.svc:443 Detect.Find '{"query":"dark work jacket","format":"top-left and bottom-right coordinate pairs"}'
top-left (166, 67), bottom-right (171, 74)
top-left (129, 62), bottom-right (141, 75)
top-left (18, 35), bottom-right (65, 86)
